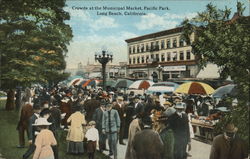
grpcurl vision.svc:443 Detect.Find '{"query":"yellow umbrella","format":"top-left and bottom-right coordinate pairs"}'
top-left (174, 82), bottom-right (215, 95)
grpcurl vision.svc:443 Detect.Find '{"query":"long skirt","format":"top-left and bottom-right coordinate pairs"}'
top-left (67, 141), bottom-right (84, 154)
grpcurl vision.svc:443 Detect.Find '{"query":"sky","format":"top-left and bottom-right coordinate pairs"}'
top-left (64, 0), bottom-right (249, 69)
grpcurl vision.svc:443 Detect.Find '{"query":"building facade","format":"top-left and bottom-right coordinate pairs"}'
top-left (125, 27), bottom-right (200, 81)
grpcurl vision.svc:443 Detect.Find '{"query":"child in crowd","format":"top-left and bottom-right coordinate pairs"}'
top-left (85, 121), bottom-right (99, 159)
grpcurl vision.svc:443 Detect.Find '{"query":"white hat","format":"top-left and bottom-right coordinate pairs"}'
top-left (117, 96), bottom-right (124, 100)
top-left (174, 102), bottom-right (186, 109)
top-left (163, 107), bottom-right (176, 117)
top-left (32, 118), bottom-right (52, 126)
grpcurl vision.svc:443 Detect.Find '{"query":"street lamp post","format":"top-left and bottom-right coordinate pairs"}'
top-left (95, 49), bottom-right (113, 90)
top-left (157, 64), bottom-right (163, 82)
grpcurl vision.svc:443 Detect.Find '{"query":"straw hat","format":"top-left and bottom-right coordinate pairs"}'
top-left (89, 121), bottom-right (96, 126)
top-left (225, 123), bottom-right (238, 133)
top-left (163, 101), bottom-right (172, 106)
top-left (32, 118), bottom-right (52, 126)
top-left (117, 96), bottom-right (124, 101)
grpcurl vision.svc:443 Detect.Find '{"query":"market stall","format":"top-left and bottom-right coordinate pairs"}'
top-left (191, 117), bottom-right (216, 142)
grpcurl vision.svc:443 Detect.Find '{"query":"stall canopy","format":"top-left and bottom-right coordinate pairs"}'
top-left (212, 84), bottom-right (237, 98)
top-left (175, 82), bottom-right (215, 95)
top-left (114, 79), bottom-right (133, 89)
top-left (146, 82), bottom-right (179, 95)
top-left (129, 80), bottom-right (154, 90)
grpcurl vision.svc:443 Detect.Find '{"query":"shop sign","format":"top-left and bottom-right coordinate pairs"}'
top-left (163, 65), bottom-right (186, 71)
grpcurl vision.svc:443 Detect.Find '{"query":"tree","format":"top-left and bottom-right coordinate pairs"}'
top-left (0, 0), bottom-right (73, 110)
top-left (181, 2), bottom-right (249, 143)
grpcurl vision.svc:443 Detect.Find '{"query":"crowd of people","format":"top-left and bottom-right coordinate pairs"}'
top-left (16, 85), bottom-right (248, 159)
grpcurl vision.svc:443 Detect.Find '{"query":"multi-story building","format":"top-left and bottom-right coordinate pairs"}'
top-left (125, 27), bottom-right (200, 81)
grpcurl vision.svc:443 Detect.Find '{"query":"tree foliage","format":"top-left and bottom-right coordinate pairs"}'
top-left (0, 0), bottom-right (73, 89)
top-left (181, 2), bottom-right (249, 144)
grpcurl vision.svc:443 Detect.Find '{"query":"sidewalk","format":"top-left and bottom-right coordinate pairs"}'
top-left (103, 139), bottom-right (211, 159)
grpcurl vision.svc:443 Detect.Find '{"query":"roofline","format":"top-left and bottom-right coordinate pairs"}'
top-left (125, 27), bottom-right (183, 43)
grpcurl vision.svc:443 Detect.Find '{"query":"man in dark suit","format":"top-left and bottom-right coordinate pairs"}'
top-left (22, 102), bottom-right (41, 159)
top-left (132, 116), bottom-right (164, 159)
top-left (84, 94), bottom-right (100, 122)
top-left (169, 102), bottom-right (191, 159)
top-left (113, 96), bottom-right (126, 145)
top-left (92, 100), bottom-right (107, 152)
top-left (133, 96), bottom-right (144, 119)
top-left (16, 102), bottom-right (34, 148)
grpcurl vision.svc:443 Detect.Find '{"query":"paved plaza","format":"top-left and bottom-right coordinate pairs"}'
top-left (103, 138), bottom-right (211, 159)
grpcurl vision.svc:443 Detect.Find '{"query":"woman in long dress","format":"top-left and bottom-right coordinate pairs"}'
top-left (33, 118), bottom-right (57, 159)
top-left (66, 106), bottom-right (86, 154)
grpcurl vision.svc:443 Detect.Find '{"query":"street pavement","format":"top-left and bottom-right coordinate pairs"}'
top-left (103, 138), bottom-right (211, 159)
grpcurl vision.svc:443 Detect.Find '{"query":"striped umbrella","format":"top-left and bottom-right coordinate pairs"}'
top-left (129, 80), bottom-right (154, 90)
top-left (174, 82), bottom-right (214, 95)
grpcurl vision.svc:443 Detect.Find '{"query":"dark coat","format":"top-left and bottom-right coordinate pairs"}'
top-left (169, 112), bottom-right (190, 159)
top-left (60, 97), bottom-right (72, 126)
top-left (113, 103), bottom-right (126, 123)
top-left (28, 113), bottom-right (39, 142)
top-left (132, 128), bottom-right (164, 159)
top-left (17, 103), bottom-right (34, 130)
top-left (50, 107), bottom-right (61, 130)
top-left (209, 134), bottom-right (248, 159)
top-left (134, 102), bottom-right (144, 117)
top-left (169, 113), bottom-right (190, 145)
top-left (84, 99), bottom-right (100, 122)
top-left (92, 107), bottom-right (105, 131)
top-left (159, 127), bottom-right (175, 159)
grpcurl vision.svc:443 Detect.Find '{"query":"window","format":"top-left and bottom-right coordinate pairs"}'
top-left (161, 53), bottom-right (165, 61)
top-left (172, 52), bottom-right (177, 61)
top-left (156, 54), bottom-right (159, 62)
top-left (167, 52), bottom-right (171, 61)
top-left (155, 41), bottom-right (159, 50)
top-left (146, 56), bottom-right (149, 63)
top-left (141, 44), bottom-right (144, 52)
top-left (167, 39), bottom-right (171, 48)
top-left (137, 45), bottom-right (140, 53)
top-left (133, 46), bottom-right (135, 53)
top-left (151, 54), bottom-right (154, 60)
top-left (133, 58), bottom-right (135, 64)
top-left (179, 39), bottom-right (184, 47)
top-left (141, 56), bottom-right (145, 63)
top-left (150, 42), bottom-right (154, 51)
top-left (186, 50), bottom-right (191, 60)
top-left (180, 51), bottom-right (184, 60)
top-left (161, 40), bottom-right (165, 49)
top-left (129, 47), bottom-right (132, 54)
top-left (109, 72), bottom-right (114, 77)
top-left (137, 57), bottom-right (140, 63)
top-left (173, 38), bottom-right (177, 48)
top-left (146, 44), bottom-right (149, 51)
top-left (129, 58), bottom-right (131, 64)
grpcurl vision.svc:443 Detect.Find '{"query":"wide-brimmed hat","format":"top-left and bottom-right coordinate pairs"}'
top-left (225, 123), bottom-right (238, 133)
top-left (33, 118), bottom-right (52, 126)
top-left (174, 102), bottom-right (186, 109)
top-left (117, 96), bottom-right (124, 101)
top-left (163, 101), bottom-right (172, 106)
top-left (155, 98), bottom-right (160, 103)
